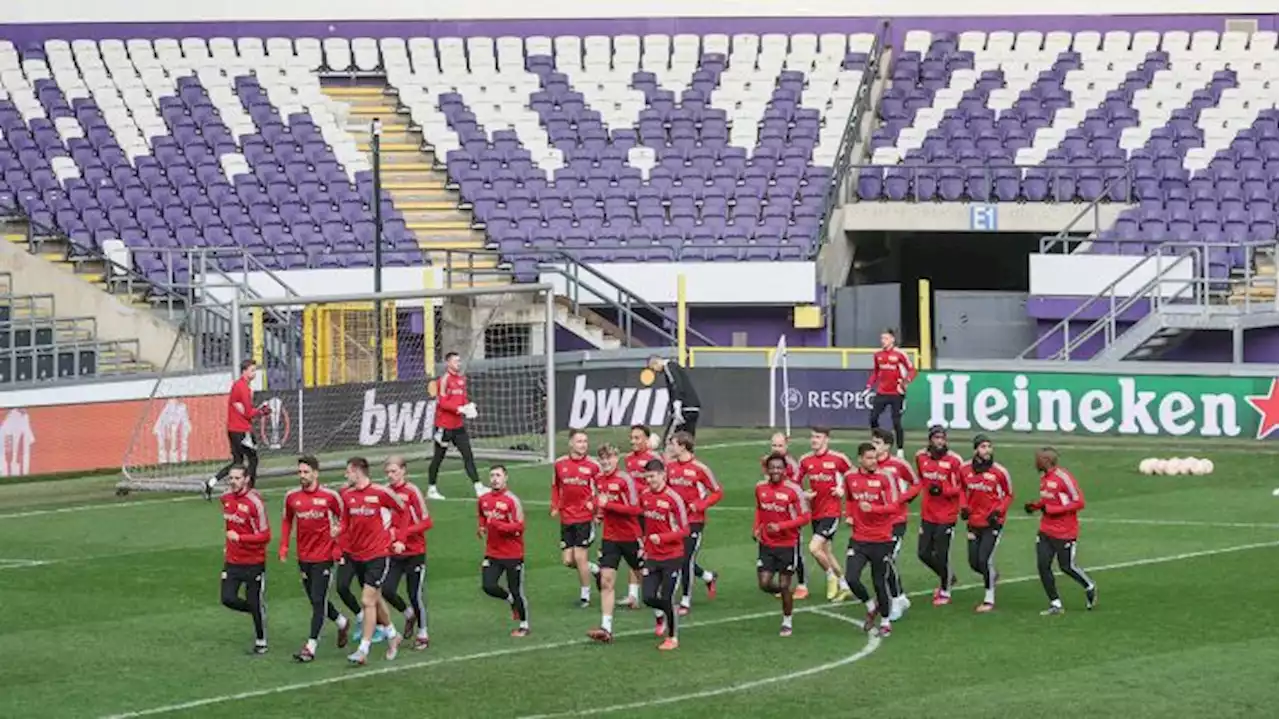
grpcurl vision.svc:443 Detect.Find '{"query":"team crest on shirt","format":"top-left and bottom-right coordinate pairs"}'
top-left (238, 503), bottom-right (248, 512)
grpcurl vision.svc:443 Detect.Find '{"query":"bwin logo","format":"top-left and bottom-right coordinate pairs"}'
top-left (568, 375), bottom-right (669, 428)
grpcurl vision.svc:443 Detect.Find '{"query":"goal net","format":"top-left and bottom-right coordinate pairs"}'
top-left (119, 284), bottom-right (556, 493)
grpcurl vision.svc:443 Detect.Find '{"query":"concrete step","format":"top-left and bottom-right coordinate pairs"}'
top-left (385, 179), bottom-right (449, 192)
top-left (391, 189), bottom-right (457, 203)
top-left (402, 209), bottom-right (471, 224)
top-left (357, 141), bottom-right (422, 153)
top-left (396, 200), bottom-right (457, 212)
top-left (407, 219), bottom-right (472, 232)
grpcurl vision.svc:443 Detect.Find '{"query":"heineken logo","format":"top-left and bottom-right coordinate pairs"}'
top-left (917, 372), bottom-right (1278, 439)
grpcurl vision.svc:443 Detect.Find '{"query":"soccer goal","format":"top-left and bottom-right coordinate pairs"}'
top-left (118, 284), bottom-right (557, 493)
top-left (768, 335), bottom-right (793, 437)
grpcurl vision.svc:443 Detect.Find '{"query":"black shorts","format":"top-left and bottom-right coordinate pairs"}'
top-left (1037, 533), bottom-right (1076, 554)
top-left (811, 517), bottom-right (840, 540)
top-left (352, 556), bottom-right (390, 589)
top-left (560, 522), bottom-right (595, 549)
top-left (893, 522), bottom-right (907, 541)
top-left (433, 427), bottom-right (466, 444)
top-left (757, 544), bottom-right (799, 574)
top-left (390, 553), bottom-right (426, 572)
top-left (482, 556), bottom-right (524, 573)
top-left (223, 562), bottom-right (265, 582)
top-left (297, 560), bottom-right (332, 582)
top-left (599, 540), bottom-right (643, 571)
top-left (871, 394), bottom-right (905, 417)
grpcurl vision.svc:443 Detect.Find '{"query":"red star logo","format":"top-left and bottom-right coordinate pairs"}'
top-left (1246, 378), bottom-right (1280, 440)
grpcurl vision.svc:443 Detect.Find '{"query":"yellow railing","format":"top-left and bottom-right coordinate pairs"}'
top-left (687, 345), bottom-right (921, 369)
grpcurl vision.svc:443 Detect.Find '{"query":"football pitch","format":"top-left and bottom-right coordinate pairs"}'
top-left (0, 428), bottom-right (1275, 719)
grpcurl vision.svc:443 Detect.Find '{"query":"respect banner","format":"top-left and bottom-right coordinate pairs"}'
top-left (904, 370), bottom-right (1279, 440)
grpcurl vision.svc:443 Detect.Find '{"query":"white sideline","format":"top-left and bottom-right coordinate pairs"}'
top-left (517, 608), bottom-right (879, 719)
top-left (98, 540), bottom-right (1276, 719)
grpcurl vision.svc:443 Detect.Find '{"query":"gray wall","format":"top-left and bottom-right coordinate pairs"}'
top-left (834, 283), bottom-right (901, 347)
top-left (934, 290), bottom-right (1038, 360)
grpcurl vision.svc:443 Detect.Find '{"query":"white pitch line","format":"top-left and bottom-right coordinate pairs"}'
top-left (518, 609), bottom-right (879, 719)
top-left (98, 540), bottom-right (1276, 719)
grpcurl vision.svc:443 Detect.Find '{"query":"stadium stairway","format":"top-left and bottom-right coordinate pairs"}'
top-left (320, 82), bottom-right (509, 288)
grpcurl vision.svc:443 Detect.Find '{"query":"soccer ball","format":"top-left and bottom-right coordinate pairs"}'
top-left (1179, 457), bottom-right (1199, 475)
top-left (1138, 458), bottom-right (1158, 475)
top-left (1200, 459), bottom-right (1215, 475)
top-left (1151, 459), bottom-right (1169, 475)
top-left (1171, 458), bottom-right (1193, 476)
top-left (648, 433), bottom-right (661, 451)
top-left (1163, 458), bottom-right (1183, 476)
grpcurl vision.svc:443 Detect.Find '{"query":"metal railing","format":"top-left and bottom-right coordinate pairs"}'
top-left (0, 337), bottom-right (143, 384)
top-left (1039, 173), bottom-right (1145, 254)
top-left (846, 162), bottom-right (1134, 209)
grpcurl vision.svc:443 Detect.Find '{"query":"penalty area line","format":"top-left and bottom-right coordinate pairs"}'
top-left (98, 540), bottom-right (1275, 719)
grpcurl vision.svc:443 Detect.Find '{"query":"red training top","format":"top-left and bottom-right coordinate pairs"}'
top-left (432, 371), bottom-right (469, 430)
top-left (877, 453), bottom-right (919, 526)
top-left (551, 454), bottom-right (601, 525)
top-left (596, 470), bottom-right (644, 543)
top-left (866, 347), bottom-right (917, 396)
top-left (639, 485), bottom-right (690, 562)
top-left (338, 482), bottom-right (405, 562)
top-left (477, 488), bottom-right (525, 560)
top-left (799, 449), bottom-right (852, 520)
top-left (388, 480), bottom-right (433, 557)
top-left (754, 480), bottom-right (811, 548)
top-left (279, 484), bottom-right (343, 563)
top-left (222, 488), bottom-right (271, 565)
top-left (665, 456), bottom-right (723, 525)
top-left (624, 449), bottom-right (659, 476)
top-left (842, 467), bottom-right (900, 544)
top-left (226, 377), bottom-right (259, 433)
top-left (914, 448), bottom-right (965, 525)
top-left (1033, 466), bottom-right (1086, 540)
top-left (960, 461), bottom-right (1014, 529)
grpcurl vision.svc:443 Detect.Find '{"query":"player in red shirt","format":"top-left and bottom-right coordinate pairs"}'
top-left (914, 426), bottom-right (964, 606)
top-left (797, 426), bottom-right (854, 602)
top-left (218, 464), bottom-right (272, 654)
top-left (477, 464), bottom-right (530, 637)
top-left (755, 453), bottom-right (812, 637)
top-left (381, 456), bottom-right (433, 650)
top-left (866, 329), bottom-right (916, 457)
top-left (836, 443), bottom-right (899, 638)
top-left (621, 424), bottom-right (659, 604)
top-left (1026, 448), bottom-right (1097, 615)
top-left (872, 428), bottom-right (918, 621)
top-left (425, 351), bottom-right (483, 500)
top-left (278, 455), bottom-right (349, 662)
top-left (665, 431), bottom-right (722, 615)
top-left (638, 458), bottom-right (690, 651)
top-left (959, 434), bottom-right (1013, 613)
top-left (760, 433), bottom-right (810, 600)
top-left (552, 429), bottom-right (603, 608)
top-left (207, 360), bottom-right (270, 499)
top-left (587, 444), bottom-right (646, 643)
top-left (338, 457), bottom-right (408, 664)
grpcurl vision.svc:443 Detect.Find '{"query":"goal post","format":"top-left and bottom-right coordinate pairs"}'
top-left (768, 334), bottom-right (792, 437)
top-left (118, 284), bottom-right (557, 493)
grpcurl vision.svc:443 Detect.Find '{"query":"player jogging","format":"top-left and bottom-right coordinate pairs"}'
top-left (959, 434), bottom-right (1013, 613)
top-left (279, 455), bottom-right (349, 662)
top-left (382, 456), bottom-right (433, 650)
top-left (478, 465), bottom-right (530, 637)
top-left (837, 443), bottom-right (899, 638)
top-left (338, 457), bottom-right (407, 664)
top-left (553, 429), bottom-right (603, 608)
top-left (1026, 448), bottom-right (1097, 615)
top-left (639, 458), bottom-right (690, 651)
top-left (207, 360), bottom-right (270, 499)
top-left (761, 433), bottom-right (809, 600)
top-left (798, 426), bottom-right (854, 602)
top-left (647, 355), bottom-right (702, 442)
top-left (914, 426), bottom-right (964, 606)
top-left (755, 453), bottom-right (812, 637)
top-left (426, 351), bottom-right (483, 500)
top-left (866, 329), bottom-right (916, 457)
top-left (218, 464), bottom-right (272, 654)
top-left (872, 428), bottom-right (918, 621)
top-left (621, 424), bottom-right (660, 607)
top-left (588, 444), bottom-right (646, 643)
top-left (665, 431), bottom-right (721, 615)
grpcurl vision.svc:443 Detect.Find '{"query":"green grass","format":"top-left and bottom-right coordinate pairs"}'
top-left (0, 428), bottom-right (1275, 719)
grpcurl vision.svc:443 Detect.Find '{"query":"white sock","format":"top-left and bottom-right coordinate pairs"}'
top-left (782, 615), bottom-right (793, 628)
top-left (866, 600), bottom-right (877, 614)
top-left (473, 482), bottom-right (484, 492)
top-left (825, 569), bottom-right (836, 579)
top-left (358, 639), bottom-right (371, 654)
top-left (207, 477), bottom-right (218, 488)
top-left (588, 563), bottom-right (600, 576)
top-left (382, 624), bottom-right (399, 639)
top-left (356, 610), bottom-right (365, 624)
top-left (305, 638), bottom-right (317, 653)
top-left (939, 589), bottom-right (951, 598)
top-left (680, 596), bottom-right (691, 608)
top-left (880, 617), bottom-right (891, 627)
top-left (519, 620), bottom-right (529, 629)
top-left (1050, 598), bottom-right (1063, 608)
top-left (602, 615), bottom-right (613, 633)
top-left (838, 578), bottom-right (850, 591)
top-left (579, 586), bottom-right (591, 602)
top-left (700, 570), bottom-right (715, 582)
top-left (628, 583), bottom-right (640, 600)
top-left (255, 638), bottom-right (267, 647)
top-left (417, 628), bottom-right (429, 639)
top-left (654, 608), bottom-right (664, 619)
top-left (984, 588), bottom-right (996, 604)
top-left (404, 608), bottom-right (415, 622)
top-left (335, 615), bottom-right (349, 629)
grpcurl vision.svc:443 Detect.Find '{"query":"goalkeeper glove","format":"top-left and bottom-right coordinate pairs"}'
top-left (460, 402), bottom-right (478, 419)
top-left (1023, 502), bottom-right (1037, 515)
top-left (927, 484), bottom-right (943, 497)
top-left (959, 508), bottom-right (970, 521)
top-left (986, 512), bottom-right (1001, 527)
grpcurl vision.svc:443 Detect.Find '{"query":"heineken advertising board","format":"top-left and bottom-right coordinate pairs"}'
top-left (904, 371), bottom-right (1279, 440)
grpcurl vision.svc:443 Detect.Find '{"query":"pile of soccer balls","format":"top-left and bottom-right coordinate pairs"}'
top-left (1138, 457), bottom-right (1215, 475)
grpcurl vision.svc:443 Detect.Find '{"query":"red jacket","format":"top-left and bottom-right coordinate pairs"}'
top-left (1031, 467), bottom-right (1086, 540)
top-left (842, 468), bottom-right (900, 544)
top-left (914, 449), bottom-right (965, 525)
top-left (226, 377), bottom-right (259, 433)
top-left (596, 470), bottom-right (644, 542)
top-left (666, 456), bottom-right (723, 525)
top-left (799, 449), bottom-right (852, 520)
top-left (551, 454), bottom-right (601, 525)
top-left (754, 480), bottom-right (811, 548)
top-left (279, 484), bottom-right (343, 563)
top-left (432, 371), bottom-right (468, 430)
top-left (388, 480), bottom-right (433, 557)
top-left (624, 449), bottom-right (659, 475)
top-left (877, 453), bottom-right (918, 526)
top-left (338, 483), bottom-right (406, 562)
top-left (478, 489), bottom-right (525, 560)
top-left (640, 485), bottom-right (690, 562)
top-left (222, 488), bottom-right (271, 565)
top-left (960, 461), bottom-right (1013, 529)
top-left (866, 347), bottom-right (916, 396)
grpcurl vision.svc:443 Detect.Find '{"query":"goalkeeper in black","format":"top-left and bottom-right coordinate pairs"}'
top-left (426, 351), bottom-right (483, 500)
top-left (647, 355), bottom-right (701, 444)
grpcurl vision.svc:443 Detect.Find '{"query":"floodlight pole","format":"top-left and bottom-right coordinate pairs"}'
top-left (371, 117), bottom-right (385, 382)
